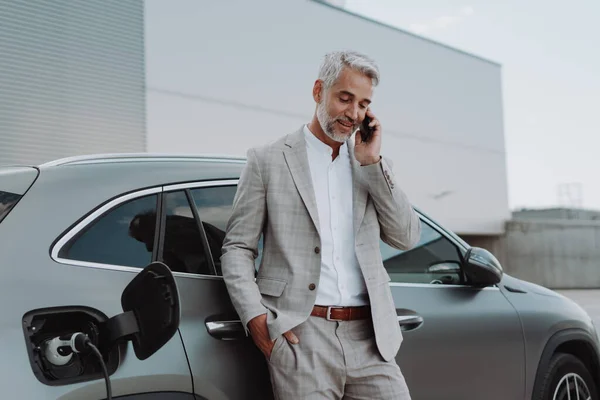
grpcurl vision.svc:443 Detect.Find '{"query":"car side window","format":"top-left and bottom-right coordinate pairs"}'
top-left (59, 194), bottom-right (158, 268)
top-left (189, 185), bottom-right (264, 275)
top-left (381, 220), bottom-right (463, 285)
top-left (161, 190), bottom-right (212, 275)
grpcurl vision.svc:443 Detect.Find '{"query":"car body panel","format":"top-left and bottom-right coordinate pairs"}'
top-left (0, 163), bottom-right (197, 397)
top-left (0, 166), bottom-right (39, 194)
top-left (0, 243), bottom-right (194, 398)
top-left (174, 275), bottom-right (274, 400)
top-left (499, 274), bottom-right (599, 398)
top-left (0, 166), bottom-right (39, 223)
top-left (1, 154), bottom-right (599, 399)
top-left (391, 283), bottom-right (525, 399)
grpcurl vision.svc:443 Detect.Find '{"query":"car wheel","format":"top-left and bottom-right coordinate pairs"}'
top-left (535, 352), bottom-right (598, 400)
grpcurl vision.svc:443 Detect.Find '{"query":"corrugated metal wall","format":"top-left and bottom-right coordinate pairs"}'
top-left (0, 0), bottom-right (145, 166)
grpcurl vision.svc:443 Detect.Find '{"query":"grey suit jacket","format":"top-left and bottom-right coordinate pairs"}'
top-left (221, 127), bottom-right (421, 361)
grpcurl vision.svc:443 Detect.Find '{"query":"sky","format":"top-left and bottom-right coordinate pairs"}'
top-left (334, 0), bottom-right (600, 211)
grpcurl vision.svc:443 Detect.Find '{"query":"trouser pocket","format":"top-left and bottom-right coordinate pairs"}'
top-left (268, 335), bottom-right (286, 363)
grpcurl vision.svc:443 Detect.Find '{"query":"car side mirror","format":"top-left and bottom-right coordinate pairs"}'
top-left (463, 247), bottom-right (503, 287)
top-left (106, 261), bottom-right (181, 360)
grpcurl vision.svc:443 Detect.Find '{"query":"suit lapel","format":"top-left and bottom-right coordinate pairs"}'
top-left (283, 129), bottom-right (321, 237)
top-left (350, 141), bottom-right (368, 235)
top-left (282, 128), bottom-right (369, 237)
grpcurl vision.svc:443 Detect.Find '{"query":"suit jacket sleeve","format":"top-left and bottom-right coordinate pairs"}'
top-left (359, 156), bottom-right (421, 250)
top-left (221, 148), bottom-right (268, 332)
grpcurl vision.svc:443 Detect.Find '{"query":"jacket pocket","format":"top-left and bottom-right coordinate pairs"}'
top-left (256, 277), bottom-right (287, 297)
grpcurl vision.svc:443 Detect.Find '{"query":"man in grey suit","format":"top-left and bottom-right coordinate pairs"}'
top-left (221, 50), bottom-right (421, 399)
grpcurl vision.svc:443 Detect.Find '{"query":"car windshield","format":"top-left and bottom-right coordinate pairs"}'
top-left (0, 191), bottom-right (21, 223)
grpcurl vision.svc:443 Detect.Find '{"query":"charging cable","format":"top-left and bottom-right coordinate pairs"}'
top-left (44, 332), bottom-right (112, 399)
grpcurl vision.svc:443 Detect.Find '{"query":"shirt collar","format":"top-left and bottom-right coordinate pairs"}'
top-left (303, 124), bottom-right (349, 157)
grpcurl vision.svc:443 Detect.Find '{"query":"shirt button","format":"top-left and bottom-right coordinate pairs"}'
top-left (309, 283), bottom-right (316, 291)
top-left (314, 246), bottom-right (320, 254)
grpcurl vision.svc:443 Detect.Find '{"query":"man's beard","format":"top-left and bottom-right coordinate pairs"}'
top-left (316, 99), bottom-right (358, 143)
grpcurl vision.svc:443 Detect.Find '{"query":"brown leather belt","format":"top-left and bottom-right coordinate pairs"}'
top-left (311, 305), bottom-right (371, 321)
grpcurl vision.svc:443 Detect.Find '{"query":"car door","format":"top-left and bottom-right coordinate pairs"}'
top-left (384, 215), bottom-right (525, 400)
top-left (158, 180), bottom-right (273, 400)
top-left (10, 188), bottom-right (194, 399)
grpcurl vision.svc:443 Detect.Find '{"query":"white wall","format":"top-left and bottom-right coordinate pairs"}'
top-left (144, 0), bottom-right (510, 235)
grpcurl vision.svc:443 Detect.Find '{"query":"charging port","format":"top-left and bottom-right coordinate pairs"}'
top-left (22, 306), bottom-right (120, 386)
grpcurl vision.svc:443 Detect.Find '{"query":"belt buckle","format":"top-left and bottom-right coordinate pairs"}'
top-left (326, 306), bottom-right (344, 321)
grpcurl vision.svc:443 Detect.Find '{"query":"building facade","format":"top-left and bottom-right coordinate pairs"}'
top-left (0, 0), bottom-right (509, 236)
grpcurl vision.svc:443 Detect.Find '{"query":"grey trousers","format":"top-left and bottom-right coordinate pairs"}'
top-left (266, 316), bottom-right (412, 399)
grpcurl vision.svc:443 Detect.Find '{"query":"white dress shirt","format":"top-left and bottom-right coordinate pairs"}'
top-left (303, 125), bottom-right (369, 306)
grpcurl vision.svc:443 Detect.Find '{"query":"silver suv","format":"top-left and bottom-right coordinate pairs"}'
top-left (1, 154), bottom-right (599, 400)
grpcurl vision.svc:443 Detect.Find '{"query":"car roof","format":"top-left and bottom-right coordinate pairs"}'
top-left (33, 152), bottom-right (247, 183)
top-left (18, 153), bottom-right (246, 209)
top-left (38, 153), bottom-right (247, 168)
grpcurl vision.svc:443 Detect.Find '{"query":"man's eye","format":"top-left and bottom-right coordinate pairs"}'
top-left (339, 97), bottom-right (350, 103)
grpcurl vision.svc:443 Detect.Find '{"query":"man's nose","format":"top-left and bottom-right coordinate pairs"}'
top-left (345, 103), bottom-right (359, 121)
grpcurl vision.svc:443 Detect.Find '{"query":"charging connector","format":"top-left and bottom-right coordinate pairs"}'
top-left (43, 332), bottom-right (112, 399)
top-left (43, 335), bottom-right (74, 366)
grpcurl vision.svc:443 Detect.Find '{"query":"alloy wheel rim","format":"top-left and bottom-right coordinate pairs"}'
top-left (553, 372), bottom-right (591, 400)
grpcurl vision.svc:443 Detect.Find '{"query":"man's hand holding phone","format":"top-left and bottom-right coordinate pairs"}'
top-left (355, 108), bottom-right (382, 166)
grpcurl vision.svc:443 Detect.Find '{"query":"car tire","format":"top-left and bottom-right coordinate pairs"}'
top-left (535, 352), bottom-right (598, 400)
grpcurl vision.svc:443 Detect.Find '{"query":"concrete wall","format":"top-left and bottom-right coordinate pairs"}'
top-left (469, 219), bottom-right (600, 289)
top-left (144, 0), bottom-right (510, 235)
top-left (514, 208), bottom-right (600, 221)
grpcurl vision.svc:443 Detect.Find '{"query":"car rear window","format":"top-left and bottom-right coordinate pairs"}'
top-left (0, 191), bottom-right (21, 223)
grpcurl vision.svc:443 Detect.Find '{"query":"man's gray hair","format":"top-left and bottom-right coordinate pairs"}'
top-left (318, 50), bottom-right (380, 90)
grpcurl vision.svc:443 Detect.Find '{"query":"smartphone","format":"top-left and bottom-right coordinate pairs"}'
top-left (360, 115), bottom-right (373, 142)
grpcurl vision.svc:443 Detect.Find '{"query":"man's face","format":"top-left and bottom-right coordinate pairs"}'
top-left (316, 67), bottom-right (373, 143)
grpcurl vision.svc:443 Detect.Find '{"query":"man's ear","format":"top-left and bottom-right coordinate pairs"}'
top-left (313, 79), bottom-right (323, 103)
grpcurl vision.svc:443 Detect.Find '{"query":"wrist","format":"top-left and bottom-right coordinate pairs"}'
top-left (248, 313), bottom-right (267, 329)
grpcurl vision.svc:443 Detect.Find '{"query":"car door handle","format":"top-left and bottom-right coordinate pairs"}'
top-left (397, 315), bottom-right (424, 331)
top-left (205, 320), bottom-right (247, 340)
